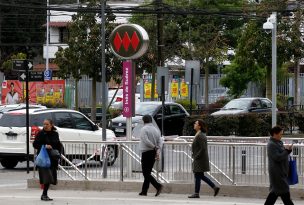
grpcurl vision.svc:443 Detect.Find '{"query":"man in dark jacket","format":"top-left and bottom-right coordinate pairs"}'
top-left (264, 125), bottom-right (294, 205)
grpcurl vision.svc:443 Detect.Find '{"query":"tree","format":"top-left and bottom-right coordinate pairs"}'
top-left (130, 0), bottom-right (246, 106)
top-left (54, 0), bottom-right (120, 121)
top-left (221, 0), bottom-right (304, 99)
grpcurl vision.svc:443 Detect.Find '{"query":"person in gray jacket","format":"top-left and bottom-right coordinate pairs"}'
top-left (188, 120), bottom-right (220, 198)
top-left (264, 125), bottom-right (294, 205)
top-left (138, 115), bottom-right (163, 197)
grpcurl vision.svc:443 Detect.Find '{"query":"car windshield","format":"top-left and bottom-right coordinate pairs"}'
top-left (135, 104), bottom-right (159, 116)
top-left (0, 113), bottom-right (27, 127)
top-left (222, 99), bottom-right (251, 110)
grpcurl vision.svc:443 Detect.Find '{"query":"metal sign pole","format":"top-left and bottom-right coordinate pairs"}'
top-left (25, 61), bottom-right (30, 174)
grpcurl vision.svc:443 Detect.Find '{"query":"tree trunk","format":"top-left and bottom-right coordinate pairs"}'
top-left (91, 78), bottom-right (97, 122)
top-left (266, 67), bottom-right (272, 99)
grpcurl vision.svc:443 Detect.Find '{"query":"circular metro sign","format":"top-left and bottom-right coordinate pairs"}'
top-left (109, 24), bottom-right (149, 60)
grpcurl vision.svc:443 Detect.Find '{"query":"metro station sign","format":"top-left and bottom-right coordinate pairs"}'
top-left (109, 24), bottom-right (149, 60)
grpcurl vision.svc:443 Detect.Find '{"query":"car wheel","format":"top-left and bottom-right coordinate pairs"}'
top-left (1, 158), bottom-right (18, 169)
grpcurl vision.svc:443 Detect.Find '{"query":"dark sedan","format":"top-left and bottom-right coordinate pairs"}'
top-left (211, 97), bottom-right (273, 116)
top-left (109, 102), bottom-right (189, 137)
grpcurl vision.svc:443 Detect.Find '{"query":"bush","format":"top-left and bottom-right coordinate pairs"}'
top-left (175, 99), bottom-right (197, 110)
top-left (42, 101), bottom-right (67, 108)
top-left (182, 112), bottom-right (291, 136)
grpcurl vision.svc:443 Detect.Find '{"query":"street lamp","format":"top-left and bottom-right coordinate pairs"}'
top-left (263, 12), bottom-right (277, 127)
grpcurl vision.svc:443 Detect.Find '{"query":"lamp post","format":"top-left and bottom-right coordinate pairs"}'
top-left (263, 12), bottom-right (277, 127)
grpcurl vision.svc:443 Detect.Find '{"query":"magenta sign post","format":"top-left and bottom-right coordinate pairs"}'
top-left (122, 61), bottom-right (134, 117)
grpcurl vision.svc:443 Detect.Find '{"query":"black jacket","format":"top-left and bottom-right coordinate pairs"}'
top-left (33, 129), bottom-right (62, 168)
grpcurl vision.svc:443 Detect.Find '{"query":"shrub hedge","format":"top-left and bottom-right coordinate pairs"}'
top-left (183, 112), bottom-right (294, 136)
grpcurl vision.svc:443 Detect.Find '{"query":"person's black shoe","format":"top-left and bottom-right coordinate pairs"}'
top-left (188, 193), bottom-right (200, 198)
top-left (213, 187), bottom-right (220, 197)
top-left (155, 185), bottom-right (163, 197)
top-left (41, 195), bottom-right (53, 201)
top-left (139, 192), bottom-right (147, 196)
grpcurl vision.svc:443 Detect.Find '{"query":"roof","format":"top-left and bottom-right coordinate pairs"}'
top-left (33, 63), bottom-right (59, 71)
top-left (43, 22), bottom-right (69, 27)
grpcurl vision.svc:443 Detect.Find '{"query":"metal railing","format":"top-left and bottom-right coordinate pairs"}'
top-left (33, 138), bottom-right (304, 188)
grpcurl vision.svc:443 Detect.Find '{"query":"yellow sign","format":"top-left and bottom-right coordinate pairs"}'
top-left (171, 82), bottom-right (178, 97)
top-left (144, 83), bottom-right (151, 98)
top-left (181, 82), bottom-right (188, 97)
top-left (144, 82), bottom-right (158, 99)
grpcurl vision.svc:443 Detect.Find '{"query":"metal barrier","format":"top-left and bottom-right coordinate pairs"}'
top-left (33, 138), bottom-right (304, 188)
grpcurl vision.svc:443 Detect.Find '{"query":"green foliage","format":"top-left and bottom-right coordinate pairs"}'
top-left (41, 101), bottom-right (67, 108)
top-left (174, 99), bottom-right (197, 110)
top-left (183, 112), bottom-right (292, 136)
top-left (108, 108), bottom-right (122, 119)
top-left (1, 53), bottom-right (27, 71)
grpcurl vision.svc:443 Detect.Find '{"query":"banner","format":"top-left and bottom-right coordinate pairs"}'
top-left (171, 82), bottom-right (178, 98)
top-left (181, 81), bottom-right (188, 97)
top-left (144, 82), bottom-right (158, 99)
top-left (2, 80), bottom-right (65, 105)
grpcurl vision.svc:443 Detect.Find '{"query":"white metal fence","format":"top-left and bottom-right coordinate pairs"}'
top-left (33, 137), bottom-right (304, 188)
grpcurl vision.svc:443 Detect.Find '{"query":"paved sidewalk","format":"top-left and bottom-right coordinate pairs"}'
top-left (0, 187), bottom-right (300, 205)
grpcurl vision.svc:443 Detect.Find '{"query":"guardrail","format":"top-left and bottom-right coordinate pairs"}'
top-left (33, 138), bottom-right (304, 188)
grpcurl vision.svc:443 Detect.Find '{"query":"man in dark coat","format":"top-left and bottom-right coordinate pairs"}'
top-left (188, 120), bottom-right (220, 198)
top-left (264, 125), bottom-right (294, 205)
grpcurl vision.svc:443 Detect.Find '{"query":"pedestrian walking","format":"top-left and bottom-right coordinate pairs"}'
top-left (33, 119), bottom-right (62, 201)
top-left (264, 125), bottom-right (294, 205)
top-left (138, 115), bottom-right (163, 197)
top-left (188, 120), bottom-right (220, 198)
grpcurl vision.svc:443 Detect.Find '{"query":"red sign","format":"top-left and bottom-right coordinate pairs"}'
top-left (122, 61), bottom-right (135, 117)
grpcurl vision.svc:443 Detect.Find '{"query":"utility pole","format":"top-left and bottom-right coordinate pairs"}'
top-left (152, 0), bottom-right (164, 101)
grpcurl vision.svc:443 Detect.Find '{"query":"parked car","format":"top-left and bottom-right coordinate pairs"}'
top-left (108, 88), bottom-right (140, 110)
top-left (109, 102), bottom-right (189, 137)
top-left (211, 97), bottom-right (272, 116)
top-left (0, 103), bottom-right (46, 113)
top-left (0, 108), bottom-right (117, 169)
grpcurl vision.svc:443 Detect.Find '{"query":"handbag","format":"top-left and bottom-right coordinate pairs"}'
top-left (288, 156), bottom-right (298, 185)
top-left (49, 149), bottom-right (60, 161)
top-left (35, 145), bottom-right (51, 168)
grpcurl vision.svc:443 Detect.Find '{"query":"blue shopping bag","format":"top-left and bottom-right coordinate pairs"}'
top-left (35, 145), bottom-right (51, 168)
top-left (288, 156), bottom-right (298, 185)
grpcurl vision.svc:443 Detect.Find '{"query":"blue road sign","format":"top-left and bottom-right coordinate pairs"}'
top-left (44, 69), bottom-right (52, 80)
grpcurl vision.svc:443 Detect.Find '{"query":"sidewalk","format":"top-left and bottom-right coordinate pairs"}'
top-left (0, 187), bottom-right (300, 205)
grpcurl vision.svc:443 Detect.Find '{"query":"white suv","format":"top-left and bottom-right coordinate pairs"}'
top-left (0, 108), bottom-right (117, 169)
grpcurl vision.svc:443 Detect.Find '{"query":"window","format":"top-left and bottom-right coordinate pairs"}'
top-left (261, 99), bottom-right (272, 108)
top-left (0, 113), bottom-right (26, 127)
top-left (59, 27), bottom-right (69, 43)
top-left (169, 105), bottom-right (184, 114)
top-left (71, 113), bottom-right (93, 131)
top-left (31, 113), bottom-right (52, 126)
top-left (54, 112), bottom-right (74, 129)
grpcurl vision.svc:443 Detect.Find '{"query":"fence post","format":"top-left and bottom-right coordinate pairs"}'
top-left (241, 149), bottom-right (246, 174)
top-left (120, 144), bottom-right (124, 181)
top-left (85, 143), bottom-right (88, 180)
top-left (232, 146), bottom-right (236, 184)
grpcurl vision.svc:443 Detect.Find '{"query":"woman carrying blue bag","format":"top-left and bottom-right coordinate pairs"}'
top-left (33, 119), bottom-right (62, 201)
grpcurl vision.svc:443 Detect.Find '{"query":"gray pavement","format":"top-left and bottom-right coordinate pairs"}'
top-left (0, 187), bottom-right (301, 205)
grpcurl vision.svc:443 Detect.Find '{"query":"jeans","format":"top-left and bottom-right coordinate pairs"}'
top-left (194, 172), bottom-right (215, 193)
top-left (141, 150), bottom-right (161, 194)
top-left (264, 192), bottom-right (294, 205)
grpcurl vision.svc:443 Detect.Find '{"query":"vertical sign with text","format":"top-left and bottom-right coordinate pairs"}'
top-left (123, 61), bottom-right (134, 117)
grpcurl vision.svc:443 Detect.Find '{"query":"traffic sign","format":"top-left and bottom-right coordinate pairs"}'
top-left (109, 24), bottom-right (149, 60)
top-left (29, 71), bottom-right (44, 82)
top-left (12, 59), bottom-right (33, 71)
top-left (18, 71), bottom-right (44, 82)
top-left (44, 69), bottom-right (52, 80)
